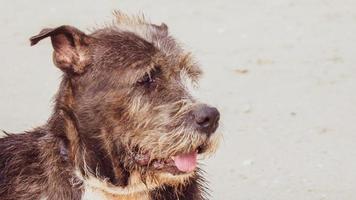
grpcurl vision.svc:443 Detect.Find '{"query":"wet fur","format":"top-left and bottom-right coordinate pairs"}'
top-left (0, 11), bottom-right (219, 200)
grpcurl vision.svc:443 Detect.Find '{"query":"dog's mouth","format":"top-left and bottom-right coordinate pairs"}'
top-left (152, 151), bottom-right (198, 175)
top-left (134, 146), bottom-right (206, 175)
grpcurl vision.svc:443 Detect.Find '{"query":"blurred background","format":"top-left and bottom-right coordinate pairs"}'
top-left (1, 0), bottom-right (355, 199)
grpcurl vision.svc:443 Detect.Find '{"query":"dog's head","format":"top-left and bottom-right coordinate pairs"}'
top-left (31, 11), bottom-right (221, 192)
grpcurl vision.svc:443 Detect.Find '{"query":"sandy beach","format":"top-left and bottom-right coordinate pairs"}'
top-left (1, 0), bottom-right (356, 199)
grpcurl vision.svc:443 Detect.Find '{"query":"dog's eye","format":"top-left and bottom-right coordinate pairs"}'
top-left (138, 73), bottom-right (154, 85)
top-left (137, 66), bottom-right (161, 86)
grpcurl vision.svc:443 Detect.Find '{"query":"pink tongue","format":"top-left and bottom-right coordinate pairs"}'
top-left (173, 152), bottom-right (197, 172)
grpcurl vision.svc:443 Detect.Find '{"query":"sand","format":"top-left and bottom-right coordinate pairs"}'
top-left (1, 0), bottom-right (355, 199)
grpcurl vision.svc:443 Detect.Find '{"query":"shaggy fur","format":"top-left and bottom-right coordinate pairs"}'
top-left (0, 11), bottom-right (220, 200)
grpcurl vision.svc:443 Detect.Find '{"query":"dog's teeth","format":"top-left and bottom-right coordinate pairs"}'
top-left (153, 161), bottom-right (164, 169)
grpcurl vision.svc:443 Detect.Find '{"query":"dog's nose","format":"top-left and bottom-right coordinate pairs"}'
top-left (192, 104), bottom-right (220, 135)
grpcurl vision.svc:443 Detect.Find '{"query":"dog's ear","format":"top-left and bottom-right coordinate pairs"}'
top-left (30, 25), bottom-right (92, 74)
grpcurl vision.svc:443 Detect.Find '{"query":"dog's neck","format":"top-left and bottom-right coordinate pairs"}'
top-left (82, 187), bottom-right (150, 200)
top-left (79, 170), bottom-right (157, 200)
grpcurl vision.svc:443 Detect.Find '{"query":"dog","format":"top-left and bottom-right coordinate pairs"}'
top-left (0, 11), bottom-right (221, 200)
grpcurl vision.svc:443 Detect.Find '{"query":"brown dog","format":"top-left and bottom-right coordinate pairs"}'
top-left (0, 11), bottom-right (221, 200)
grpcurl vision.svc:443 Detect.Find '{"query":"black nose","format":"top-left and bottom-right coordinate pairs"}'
top-left (192, 104), bottom-right (220, 135)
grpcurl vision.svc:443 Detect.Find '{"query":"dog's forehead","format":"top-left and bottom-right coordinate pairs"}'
top-left (111, 11), bottom-right (174, 55)
top-left (89, 11), bottom-right (202, 83)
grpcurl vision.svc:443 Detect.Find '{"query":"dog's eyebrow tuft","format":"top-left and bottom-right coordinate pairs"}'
top-left (179, 53), bottom-right (202, 83)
